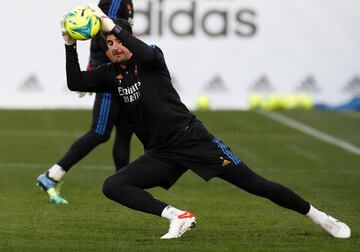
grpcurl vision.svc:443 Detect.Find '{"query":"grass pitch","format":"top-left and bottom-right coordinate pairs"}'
top-left (0, 109), bottom-right (359, 251)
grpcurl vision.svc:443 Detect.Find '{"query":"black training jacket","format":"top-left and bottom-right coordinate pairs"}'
top-left (66, 29), bottom-right (195, 150)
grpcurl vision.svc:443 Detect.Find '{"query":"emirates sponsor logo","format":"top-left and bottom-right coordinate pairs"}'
top-left (118, 81), bottom-right (142, 103)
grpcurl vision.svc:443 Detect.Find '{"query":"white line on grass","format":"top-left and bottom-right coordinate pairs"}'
top-left (289, 145), bottom-right (326, 163)
top-left (257, 110), bottom-right (360, 156)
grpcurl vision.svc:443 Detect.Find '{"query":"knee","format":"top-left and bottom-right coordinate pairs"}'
top-left (97, 133), bottom-right (111, 143)
top-left (102, 174), bottom-right (129, 200)
top-left (88, 130), bottom-right (111, 144)
top-left (102, 175), bottom-right (119, 199)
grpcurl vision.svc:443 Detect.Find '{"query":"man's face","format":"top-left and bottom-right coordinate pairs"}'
top-left (105, 34), bottom-right (132, 63)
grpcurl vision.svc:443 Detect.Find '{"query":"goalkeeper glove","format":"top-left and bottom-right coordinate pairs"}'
top-left (88, 5), bottom-right (116, 33)
top-left (60, 15), bottom-right (76, 45)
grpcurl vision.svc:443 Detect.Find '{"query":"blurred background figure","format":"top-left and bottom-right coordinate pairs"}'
top-left (36, 0), bottom-right (135, 204)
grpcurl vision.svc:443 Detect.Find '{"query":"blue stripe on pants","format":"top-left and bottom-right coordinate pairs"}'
top-left (109, 0), bottom-right (122, 19)
top-left (212, 138), bottom-right (242, 165)
top-left (95, 93), bottom-right (112, 135)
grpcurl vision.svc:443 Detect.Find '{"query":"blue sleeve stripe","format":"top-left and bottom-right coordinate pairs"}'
top-left (109, 0), bottom-right (122, 19)
top-left (95, 93), bottom-right (112, 135)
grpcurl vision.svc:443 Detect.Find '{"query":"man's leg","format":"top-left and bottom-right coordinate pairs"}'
top-left (218, 162), bottom-right (310, 214)
top-left (102, 166), bottom-right (168, 215)
top-left (217, 162), bottom-right (351, 238)
top-left (57, 131), bottom-right (111, 171)
top-left (37, 93), bottom-right (116, 204)
top-left (112, 123), bottom-right (133, 171)
top-left (102, 155), bottom-right (196, 239)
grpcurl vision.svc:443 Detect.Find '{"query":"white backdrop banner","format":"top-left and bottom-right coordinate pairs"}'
top-left (1, 0), bottom-right (359, 109)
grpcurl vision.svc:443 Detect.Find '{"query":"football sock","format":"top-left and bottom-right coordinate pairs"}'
top-left (306, 205), bottom-right (328, 225)
top-left (48, 164), bottom-right (66, 181)
top-left (161, 205), bottom-right (184, 220)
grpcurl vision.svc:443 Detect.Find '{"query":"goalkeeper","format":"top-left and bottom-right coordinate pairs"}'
top-left (60, 6), bottom-right (351, 240)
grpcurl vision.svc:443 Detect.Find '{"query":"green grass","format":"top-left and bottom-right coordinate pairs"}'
top-left (0, 109), bottom-right (359, 251)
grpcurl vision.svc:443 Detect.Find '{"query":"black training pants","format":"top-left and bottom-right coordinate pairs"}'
top-left (58, 93), bottom-right (132, 171)
top-left (102, 120), bottom-right (310, 217)
top-left (102, 160), bottom-right (310, 217)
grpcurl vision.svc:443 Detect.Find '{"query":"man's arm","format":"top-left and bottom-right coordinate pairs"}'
top-left (90, 5), bottom-right (164, 66)
top-left (114, 28), bottom-right (165, 67)
top-left (65, 44), bottom-right (114, 92)
top-left (119, 0), bottom-right (134, 24)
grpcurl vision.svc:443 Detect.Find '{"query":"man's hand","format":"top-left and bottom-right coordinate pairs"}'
top-left (60, 16), bottom-right (76, 45)
top-left (88, 5), bottom-right (115, 33)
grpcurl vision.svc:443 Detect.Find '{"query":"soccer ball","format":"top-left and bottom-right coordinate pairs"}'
top-left (64, 6), bottom-right (101, 40)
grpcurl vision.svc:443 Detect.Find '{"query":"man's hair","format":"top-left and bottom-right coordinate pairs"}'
top-left (103, 18), bottom-right (133, 37)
